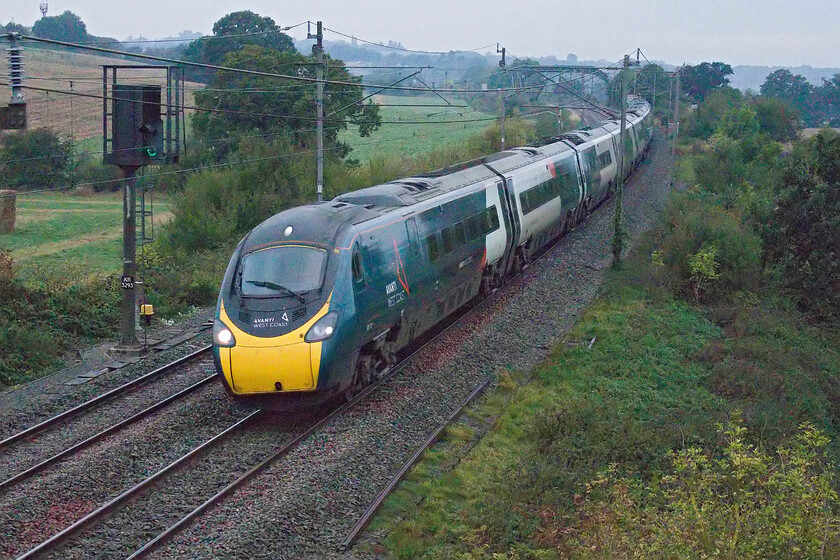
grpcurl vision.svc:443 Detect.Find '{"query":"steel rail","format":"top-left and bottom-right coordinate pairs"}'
top-left (0, 374), bottom-right (216, 492)
top-left (0, 345), bottom-right (212, 451)
top-left (14, 410), bottom-right (261, 560)
top-left (338, 378), bottom-right (491, 552)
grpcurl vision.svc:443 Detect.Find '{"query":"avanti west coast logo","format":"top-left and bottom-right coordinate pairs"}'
top-left (253, 313), bottom-right (290, 328)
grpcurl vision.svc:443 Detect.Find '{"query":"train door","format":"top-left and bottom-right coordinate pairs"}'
top-left (402, 216), bottom-right (422, 343)
top-left (574, 149), bottom-right (591, 205)
top-left (497, 178), bottom-right (520, 276)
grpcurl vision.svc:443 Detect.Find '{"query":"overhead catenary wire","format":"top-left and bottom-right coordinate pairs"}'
top-left (320, 26), bottom-right (497, 56)
top-left (20, 23), bottom-right (310, 47)
top-left (0, 82), bottom-right (501, 126)
top-left (9, 35), bottom-right (556, 96)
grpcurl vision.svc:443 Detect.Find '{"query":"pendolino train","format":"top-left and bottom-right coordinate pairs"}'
top-left (212, 97), bottom-right (653, 408)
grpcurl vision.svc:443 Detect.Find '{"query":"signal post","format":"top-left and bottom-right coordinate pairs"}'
top-left (103, 66), bottom-right (183, 353)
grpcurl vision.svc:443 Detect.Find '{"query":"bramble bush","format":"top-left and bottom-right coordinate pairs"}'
top-left (559, 416), bottom-right (840, 559)
top-left (764, 130), bottom-right (840, 324)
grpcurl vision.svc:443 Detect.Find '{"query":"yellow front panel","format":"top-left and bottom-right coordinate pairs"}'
top-left (230, 343), bottom-right (313, 392)
top-left (219, 298), bottom-right (330, 394)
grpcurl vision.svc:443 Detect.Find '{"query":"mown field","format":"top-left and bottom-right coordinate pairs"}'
top-left (0, 191), bottom-right (170, 275)
top-left (339, 94), bottom-right (496, 163)
top-left (22, 46), bottom-right (199, 142)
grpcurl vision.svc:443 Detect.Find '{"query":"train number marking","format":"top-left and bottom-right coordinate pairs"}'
top-left (386, 281), bottom-right (398, 295)
top-left (388, 291), bottom-right (406, 307)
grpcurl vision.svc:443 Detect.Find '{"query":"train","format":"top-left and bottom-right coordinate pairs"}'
top-left (212, 96), bottom-right (654, 408)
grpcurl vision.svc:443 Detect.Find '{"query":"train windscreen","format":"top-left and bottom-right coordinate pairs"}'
top-left (239, 246), bottom-right (327, 297)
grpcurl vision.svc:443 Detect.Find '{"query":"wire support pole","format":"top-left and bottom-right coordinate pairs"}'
top-left (310, 21), bottom-right (325, 202)
top-left (612, 55), bottom-right (630, 269)
top-left (498, 44), bottom-right (506, 151)
top-left (121, 166), bottom-right (139, 348)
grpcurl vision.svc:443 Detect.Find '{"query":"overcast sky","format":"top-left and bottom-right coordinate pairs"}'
top-left (3, 0), bottom-right (839, 68)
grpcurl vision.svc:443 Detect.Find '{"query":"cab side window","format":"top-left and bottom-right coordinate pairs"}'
top-left (352, 248), bottom-right (366, 285)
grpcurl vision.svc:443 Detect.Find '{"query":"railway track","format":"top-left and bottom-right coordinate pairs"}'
top-left (0, 347), bottom-right (213, 489)
top-left (6, 189), bottom-right (613, 560)
top-left (0, 346), bottom-right (212, 452)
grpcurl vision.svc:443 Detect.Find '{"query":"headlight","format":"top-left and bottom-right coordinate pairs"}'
top-left (305, 311), bottom-right (338, 343)
top-left (213, 318), bottom-right (236, 347)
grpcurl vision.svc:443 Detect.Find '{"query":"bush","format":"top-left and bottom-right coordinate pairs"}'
top-left (764, 130), bottom-right (840, 324)
top-left (138, 240), bottom-right (236, 316)
top-left (74, 157), bottom-right (122, 192)
top-left (0, 129), bottom-right (72, 191)
top-left (560, 417), bottom-right (840, 559)
top-left (651, 192), bottom-right (762, 302)
top-left (0, 248), bottom-right (120, 385)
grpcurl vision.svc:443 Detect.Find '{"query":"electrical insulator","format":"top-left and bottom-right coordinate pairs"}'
top-left (7, 44), bottom-right (24, 103)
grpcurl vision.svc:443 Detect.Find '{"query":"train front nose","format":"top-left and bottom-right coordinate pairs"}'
top-left (228, 339), bottom-right (316, 392)
top-left (215, 302), bottom-right (334, 395)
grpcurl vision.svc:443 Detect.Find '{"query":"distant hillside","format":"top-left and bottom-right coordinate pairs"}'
top-left (731, 65), bottom-right (840, 92)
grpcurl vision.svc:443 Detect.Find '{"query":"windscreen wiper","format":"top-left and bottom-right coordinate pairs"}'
top-left (244, 280), bottom-right (306, 303)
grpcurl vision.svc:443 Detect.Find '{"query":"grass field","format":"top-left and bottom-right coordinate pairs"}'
top-left (22, 46), bottom-right (199, 144)
top-left (0, 191), bottom-right (170, 275)
top-left (339, 94), bottom-right (497, 163)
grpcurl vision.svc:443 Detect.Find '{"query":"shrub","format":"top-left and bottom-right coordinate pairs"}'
top-left (559, 417), bottom-right (840, 559)
top-left (652, 192), bottom-right (762, 302)
top-left (764, 130), bottom-right (840, 324)
top-left (0, 128), bottom-right (72, 191)
top-left (0, 249), bottom-right (120, 385)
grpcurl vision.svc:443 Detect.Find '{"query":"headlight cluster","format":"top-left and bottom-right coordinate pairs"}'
top-left (213, 318), bottom-right (236, 347)
top-left (305, 311), bottom-right (338, 342)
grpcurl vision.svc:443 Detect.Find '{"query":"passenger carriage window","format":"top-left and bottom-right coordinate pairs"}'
top-left (520, 191), bottom-right (531, 214)
top-left (480, 210), bottom-right (492, 234)
top-left (488, 207), bottom-right (500, 232)
top-left (425, 235), bottom-right (440, 262)
top-left (466, 215), bottom-right (479, 240)
top-left (454, 222), bottom-right (466, 247)
top-left (441, 227), bottom-right (455, 254)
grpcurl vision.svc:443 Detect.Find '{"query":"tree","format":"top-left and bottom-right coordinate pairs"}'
top-left (717, 104), bottom-right (759, 139)
top-left (760, 69), bottom-right (815, 125)
top-left (183, 10), bottom-right (296, 81)
top-left (815, 73), bottom-right (840, 126)
top-left (633, 64), bottom-right (671, 116)
top-left (750, 96), bottom-right (800, 142)
top-left (3, 21), bottom-right (30, 34)
top-left (191, 45), bottom-right (380, 161)
top-left (0, 129), bottom-right (73, 190)
top-left (765, 131), bottom-right (840, 323)
top-left (682, 62), bottom-right (734, 102)
top-left (684, 86), bottom-right (743, 139)
top-left (32, 10), bottom-right (88, 43)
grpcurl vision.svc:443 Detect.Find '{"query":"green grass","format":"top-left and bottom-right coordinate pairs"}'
top-left (365, 259), bottom-right (840, 559)
top-left (0, 191), bottom-right (169, 276)
top-left (339, 94), bottom-right (496, 164)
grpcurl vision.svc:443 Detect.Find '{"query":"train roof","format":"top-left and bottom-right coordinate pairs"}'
top-left (334, 150), bottom-right (523, 212)
top-left (241, 201), bottom-right (377, 253)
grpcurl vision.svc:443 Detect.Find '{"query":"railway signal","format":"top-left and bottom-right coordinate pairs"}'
top-left (103, 65), bottom-right (184, 353)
